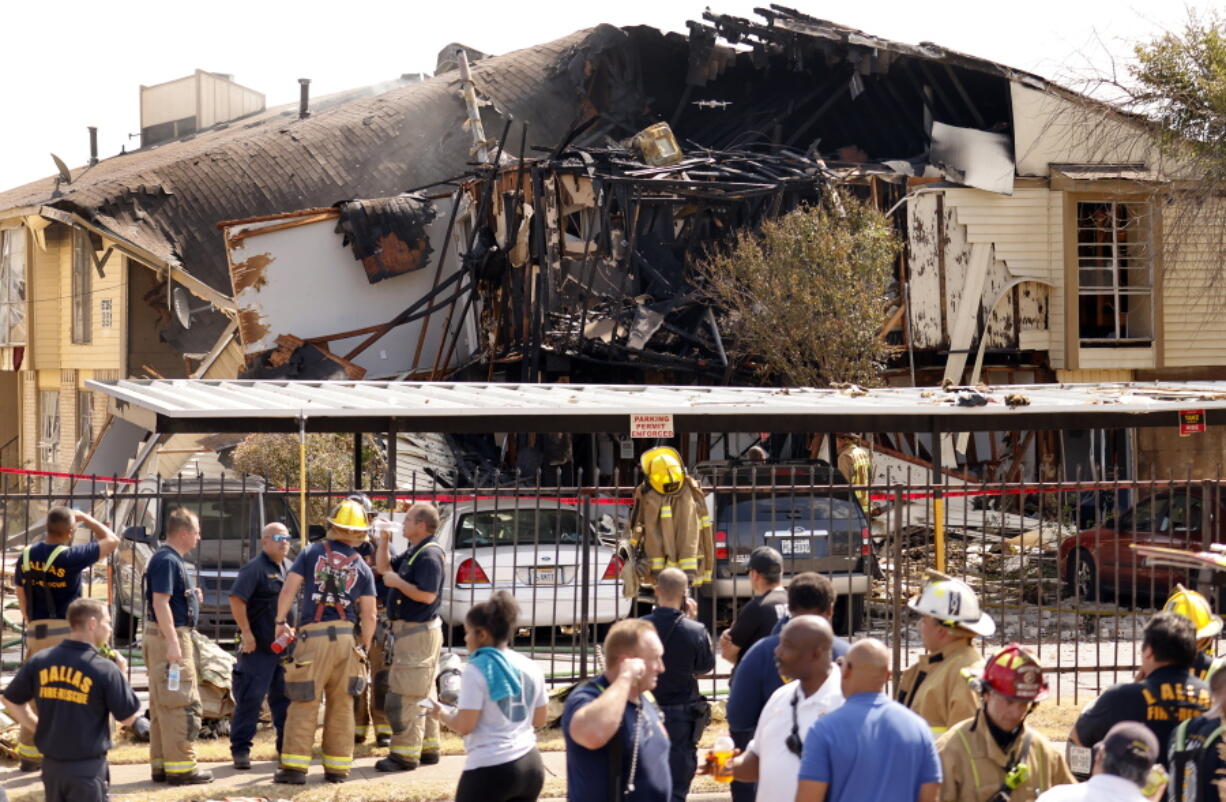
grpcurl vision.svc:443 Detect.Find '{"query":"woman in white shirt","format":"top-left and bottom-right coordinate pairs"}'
top-left (430, 590), bottom-right (549, 802)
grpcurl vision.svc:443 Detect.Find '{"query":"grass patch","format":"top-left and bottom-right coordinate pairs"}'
top-left (1028, 701), bottom-right (1080, 741)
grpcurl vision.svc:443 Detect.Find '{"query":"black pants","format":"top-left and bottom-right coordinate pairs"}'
top-left (660, 703), bottom-right (702, 802)
top-left (42, 756), bottom-right (108, 802)
top-left (730, 728), bottom-right (756, 802)
top-left (455, 748), bottom-right (545, 802)
top-left (230, 647), bottom-right (289, 755)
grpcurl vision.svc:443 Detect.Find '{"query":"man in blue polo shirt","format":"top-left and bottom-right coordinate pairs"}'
top-left (3, 597), bottom-right (141, 802)
top-left (13, 505), bottom-right (119, 771)
top-left (143, 507), bottom-right (210, 786)
top-left (564, 618), bottom-right (671, 802)
top-left (227, 522), bottom-right (294, 769)
top-left (797, 638), bottom-right (941, 802)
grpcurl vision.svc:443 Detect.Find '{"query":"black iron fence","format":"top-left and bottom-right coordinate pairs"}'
top-left (1, 467), bottom-right (1222, 707)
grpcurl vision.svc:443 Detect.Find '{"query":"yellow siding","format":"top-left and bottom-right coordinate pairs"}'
top-left (60, 242), bottom-right (126, 372)
top-left (29, 227), bottom-right (62, 369)
top-left (1055, 369), bottom-right (1133, 383)
top-left (1161, 198), bottom-right (1226, 368)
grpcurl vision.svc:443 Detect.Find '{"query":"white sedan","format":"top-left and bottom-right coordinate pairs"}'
top-left (390, 498), bottom-right (632, 630)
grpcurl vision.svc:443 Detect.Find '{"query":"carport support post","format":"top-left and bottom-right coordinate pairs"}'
top-left (385, 421), bottom-right (398, 493)
top-left (932, 425), bottom-right (945, 573)
top-left (353, 432), bottom-right (364, 490)
top-left (298, 414), bottom-right (308, 549)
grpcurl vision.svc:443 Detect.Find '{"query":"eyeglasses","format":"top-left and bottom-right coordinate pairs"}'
top-left (271, 534), bottom-right (292, 543)
top-left (786, 688), bottom-right (804, 757)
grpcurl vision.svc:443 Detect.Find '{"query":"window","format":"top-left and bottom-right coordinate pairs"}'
top-left (100, 298), bottom-right (112, 329)
top-left (0, 228), bottom-right (26, 346)
top-left (71, 229), bottom-right (92, 344)
top-left (38, 390), bottom-right (59, 470)
top-left (1076, 201), bottom-right (1153, 346)
top-left (455, 509), bottom-right (584, 548)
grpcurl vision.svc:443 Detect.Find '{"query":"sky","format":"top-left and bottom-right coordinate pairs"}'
top-left (0, 0), bottom-right (1203, 192)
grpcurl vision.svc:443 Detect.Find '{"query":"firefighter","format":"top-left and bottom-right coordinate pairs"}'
top-left (13, 506), bottom-right (119, 771)
top-left (1164, 584), bottom-right (1222, 682)
top-left (374, 502), bottom-right (446, 772)
top-left (627, 446), bottom-right (715, 588)
top-left (272, 499), bottom-right (378, 785)
top-left (897, 570), bottom-right (996, 735)
top-left (936, 643), bottom-right (1075, 801)
top-left (836, 434), bottom-right (873, 515)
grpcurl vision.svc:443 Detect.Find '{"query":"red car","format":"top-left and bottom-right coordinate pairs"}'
top-left (1060, 488), bottom-right (1225, 603)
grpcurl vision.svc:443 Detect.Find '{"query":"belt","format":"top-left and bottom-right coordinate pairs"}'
top-left (391, 617), bottom-right (441, 637)
top-left (144, 625), bottom-right (194, 637)
top-left (298, 622), bottom-right (355, 641)
top-left (29, 621), bottom-right (70, 640)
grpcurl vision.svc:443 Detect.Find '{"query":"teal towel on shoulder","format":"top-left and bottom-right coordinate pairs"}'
top-left (470, 646), bottom-right (522, 702)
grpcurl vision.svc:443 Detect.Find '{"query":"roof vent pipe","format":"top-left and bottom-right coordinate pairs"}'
top-left (298, 79), bottom-right (311, 120)
top-left (88, 126), bottom-right (98, 166)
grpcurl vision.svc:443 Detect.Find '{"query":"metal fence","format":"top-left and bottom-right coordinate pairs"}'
top-left (1, 467), bottom-right (1222, 708)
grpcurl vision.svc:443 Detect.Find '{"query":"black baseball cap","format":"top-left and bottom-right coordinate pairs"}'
top-left (1101, 722), bottom-right (1159, 772)
top-left (748, 546), bottom-right (783, 579)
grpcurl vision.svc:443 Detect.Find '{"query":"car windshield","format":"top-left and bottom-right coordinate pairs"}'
top-left (455, 508), bottom-right (585, 548)
top-left (717, 494), bottom-right (865, 530)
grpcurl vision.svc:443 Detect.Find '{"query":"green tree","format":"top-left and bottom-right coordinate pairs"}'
top-left (231, 433), bottom-right (386, 524)
top-left (694, 191), bottom-right (900, 387)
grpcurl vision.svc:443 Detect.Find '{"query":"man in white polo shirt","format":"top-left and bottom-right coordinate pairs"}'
top-left (722, 615), bottom-right (843, 802)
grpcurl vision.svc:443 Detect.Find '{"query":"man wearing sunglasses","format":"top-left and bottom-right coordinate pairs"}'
top-left (227, 522), bottom-right (295, 770)
top-left (719, 615), bottom-right (843, 802)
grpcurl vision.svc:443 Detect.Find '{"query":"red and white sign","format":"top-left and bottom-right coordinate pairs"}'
top-left (1180, 409), bottom-right (1206, 436)
top-left (630, 414), bottom-right (674, 439)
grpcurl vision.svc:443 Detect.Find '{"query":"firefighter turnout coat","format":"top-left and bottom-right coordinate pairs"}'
top-left (897, 639), bottom-right (984, 735)
top-left (629, 476), bottom-right (714, 587)
top-left (936, 710), bottom-right (1075, 802)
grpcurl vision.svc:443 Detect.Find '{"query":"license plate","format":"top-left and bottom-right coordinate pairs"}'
top-left (532, 568), bottom-right (558, 585)
top-left (779, 539), bottom-right (811, 555)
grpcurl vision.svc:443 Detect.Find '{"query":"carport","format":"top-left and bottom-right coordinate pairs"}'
top-left (88, 378), bottom-right (1226, 571)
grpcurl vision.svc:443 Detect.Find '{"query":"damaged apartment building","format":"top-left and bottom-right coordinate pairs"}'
top-left (0, 6), bottom-right (1221, 489)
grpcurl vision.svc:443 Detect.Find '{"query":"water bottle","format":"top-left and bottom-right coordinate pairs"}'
top-left (167, 663), bottom-right (180, 693)
top-left (271, 631), bottom-right (296, 654)
top-left (437, 652), bottom-right (463, 706)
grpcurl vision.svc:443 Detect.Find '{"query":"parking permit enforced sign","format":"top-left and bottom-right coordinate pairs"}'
top-left (631, 414), bottom-right (674, 438)
top-left (1180, 409), bottom-right (1206, 436)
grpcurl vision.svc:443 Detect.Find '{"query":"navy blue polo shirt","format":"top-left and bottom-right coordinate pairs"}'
top-left (144, 545), bottom-right (198, 628)
top-left (3, 640), bottom-right (140, 761)
top-left (726, 615), bottom-right (850, 733)
top-left (289, 540), bottom-right (376, 625)
top-left (387, 536), bottom-right (444, 623)
top-left (16, 541), bottom-right (101, 621)
top-left (229, 552), bottom-right (291, 650)
top-left (640, 606), bottom-right (715, 706)
top-left (563, 676), bottom-right (672, 802)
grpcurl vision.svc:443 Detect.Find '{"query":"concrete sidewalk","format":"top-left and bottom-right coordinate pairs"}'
top-left (0, 752), bottom-right (734, 800)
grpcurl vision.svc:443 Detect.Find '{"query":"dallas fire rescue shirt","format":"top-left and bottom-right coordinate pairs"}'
top-left (289, 539), bottom-right (375, 625)
top-left (3, 640), bottom-right (139, 761)
top-left (15, 541), bottom-right (101, 620)
top-left (144, 545), bottom-right (198, 628)
top-left (1073, 665), bottom-right (1210, 766)
top-left (388, 536), bottom-right (445, 622)
top-left (229, 552), bottom-right (290, 650)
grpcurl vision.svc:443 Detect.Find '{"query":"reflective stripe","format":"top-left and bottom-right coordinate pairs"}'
top-left (164, 760), bottom-right (197, 774)
top-left (954, 728), bottom-right (980, 788)
top-left (280, 753), bottom-right (312, 769)
top-left (392, 745), bottom-right (422, 757)
top-left (322, 754), bottom-right (353, 769)
top-left (16, 743), bottom-right (42, 758)
top-left (930, 726), bottom-right (948, 734)
top-left (660, 506), bottom-right (673, 519)
top-left (678, 558), bottom-right (698, 570)
top-left (700, 516), bottom-right (712, 526)
top-left (375, 724), bottom-right (393, 735)
top-left (650, 558), bottom-right (666, 569)
top-left (354, 725), bottom-right (369, 736)
top-left (150, 759), bottom-right (164, 768)
top-left (422, 738), bottom-right (440, 748)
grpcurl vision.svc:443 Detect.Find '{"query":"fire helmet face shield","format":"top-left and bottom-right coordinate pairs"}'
top-left (640, 446), bottom-right (685, 495)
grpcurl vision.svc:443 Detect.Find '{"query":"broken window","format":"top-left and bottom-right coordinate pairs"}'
top-left (0, 227), bottom-right (26, 346)
top-left (1076, 201), bottom-right (1153, 347)
top-left (72, 228), bottom-right (92, 344)
top-left (38, 390), bottom-right (59, 470)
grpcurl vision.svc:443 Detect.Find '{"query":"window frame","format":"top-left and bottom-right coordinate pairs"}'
top-left (0, 227), bottom-right (27, 347)
top-left (38, 390), bottom-right (60, 470)
top-left (1074, 199), bottom-right (1154, 346)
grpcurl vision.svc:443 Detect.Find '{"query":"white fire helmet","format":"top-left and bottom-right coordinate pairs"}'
top-left (907, 569), bottom-right (996, 637)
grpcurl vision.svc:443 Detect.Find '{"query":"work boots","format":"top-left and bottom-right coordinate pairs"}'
top-left (273, 768), bottom-right (307, 785)
top-left (167, 769), bottom-right (214, 786)
top-left (232, 752), bottom-right (251, 770)
top-left (421, 750), bottom-right (440, 765)
top-left (374, 754), bottom-right (418, 772)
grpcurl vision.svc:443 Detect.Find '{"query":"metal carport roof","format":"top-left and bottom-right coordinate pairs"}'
top-left (85, 379), bottom-right (1226, 435)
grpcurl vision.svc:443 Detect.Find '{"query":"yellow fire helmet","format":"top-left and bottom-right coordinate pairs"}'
top-left (327, 498), bottom-right (371, 533)
top-left (1164, 584), bottom-right (1224, 639)
top-left (640, 446), bottom-right (685, 495)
